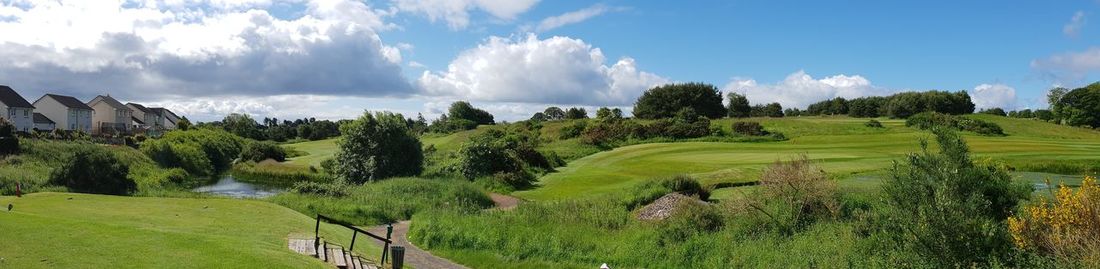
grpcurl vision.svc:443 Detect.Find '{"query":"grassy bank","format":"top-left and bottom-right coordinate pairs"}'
top-left (0, 193), bottom-right (381, 268)
top-left (0, 140), bottom-right (192, 195)
top-left (269, 178), bottom-right (493, 226)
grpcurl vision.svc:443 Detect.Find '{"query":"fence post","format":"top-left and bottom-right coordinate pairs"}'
top-left (349, 230), bottom-right (358, 252)
top-left (381, 223), bottom-right (393, 264)
top-left (313, 215), bottom-right (321, 257)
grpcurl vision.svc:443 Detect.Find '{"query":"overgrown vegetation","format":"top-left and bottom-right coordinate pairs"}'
top-left (868, 129), bottom-right (1031, 267)
top-left (1008, 176), bottom-right (1100, 267)
top-left (239, 140), bottom-right (287, 162)
top-left (140, 128), bottom-right (244, 177)
top-left (48, 146), bottom-right (135, 195)
top-left (270, 178), bottom-right (493, 225)
top-left (906, 111), bottom-right (1005, 135)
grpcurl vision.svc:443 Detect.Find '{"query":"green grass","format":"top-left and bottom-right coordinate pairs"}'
top-left (0, 140), bottom-right (192, 195)
top-left (269, 178), bottom-right (493, 226)
top-left (283, 138), bottom-right (340, 168)
top-left (516, 116), bottom-right (1100, 200)
top-left (0, 193), bottom-right (382, 268)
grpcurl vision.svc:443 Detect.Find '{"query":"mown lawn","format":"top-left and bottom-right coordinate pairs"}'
top-left (516, 116), bottom-right (1100, 200)
top-left (0, 193), bottom-right (382, 269)
top-left (283, 138), bottom-right (340, 167)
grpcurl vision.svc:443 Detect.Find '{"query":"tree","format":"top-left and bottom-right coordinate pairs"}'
top-left (448, 101), bottom-right (494, 125)
top-left (333, 111), bottom-right (423, 183)
top-left (49, 147), bottom-right (135, 195)
top-left (1047, 87), bottom-right (1069, 121)
top-left (978, 108), bottom-right (1007, 116)
top-left (783, 108), bottom-right (802, 117)
top-left (222, 113), bottom-right (264, 140)
top-left (727, 92), bottom-right (751, 118)
top-left (543, 107), bottom-right (565, 121)
top-left (1055, 82), bottom-right (1100, 128)
top-left (596, 107), bottom-right (623, 121)
top-left (530, 112), bottom-right (548, 122)
top-left (564, 107), bottom-right (588, 119)
top-left (751, 103), bottom-right (784, 117)
top-left (296, 124), bottom-right (313, 140)
top-left (177, 116), bottom-right (192, 130)
top-left (634, 83), bottom-right (726, 119)
top-left (0, 118), bottom-right (17, 155)
top-left (848, 96), bottom-right (887, 118)
top-left (596, 107), bottom-right (612, 119)
top-left (240, 140), bottom-right (287, 162)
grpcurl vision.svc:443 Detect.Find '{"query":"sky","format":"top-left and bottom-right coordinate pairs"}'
top-left (1, 0), bottom-right (1098, 122)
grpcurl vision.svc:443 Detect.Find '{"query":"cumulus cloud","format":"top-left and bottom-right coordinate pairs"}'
top-left (1031, 47), bottom-right (1100, 83)
top-left (1064, 11), bottom-right (1087, 37)
top-left (0, 0), bottom-right (414, 102)
top-left (970, 84), bottom-right (1017, 110)
top-left (724, 71), bottom-right (884, 109)
top-left (418, 34), bottom-right (669, 106)
top-left (392, 0), bottom-right (539, 30)
top-left (534, 4), bottom-right (615, 32)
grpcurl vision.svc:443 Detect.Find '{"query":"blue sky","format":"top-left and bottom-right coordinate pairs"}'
top-left (1, 0), bottom-right (1098, 121)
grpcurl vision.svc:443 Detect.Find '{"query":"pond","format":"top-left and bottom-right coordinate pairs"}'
top-left (192, 175), bottom-right (284, 199)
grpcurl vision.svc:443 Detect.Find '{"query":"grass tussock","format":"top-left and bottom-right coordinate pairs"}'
top-left (269, 177), bottom-right (493, 225)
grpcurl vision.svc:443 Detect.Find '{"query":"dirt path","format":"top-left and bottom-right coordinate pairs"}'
top-left (366, 193), bottom-right (521, 269)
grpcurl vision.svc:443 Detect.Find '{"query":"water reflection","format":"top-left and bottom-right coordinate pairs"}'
top-left (193, 175), bottom-right (283, 198)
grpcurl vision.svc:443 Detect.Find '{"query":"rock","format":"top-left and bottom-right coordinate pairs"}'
top-left (634, 193), bottom-right (708, 221)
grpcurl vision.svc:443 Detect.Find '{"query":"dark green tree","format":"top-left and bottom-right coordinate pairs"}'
top-left (1055, 82), bottom-right (1100, 127)
top-left (222, 113), bottom-right (264, 140)
top-left (727, 92), bottom-right (751, 118)
top-left (49, 147), bottom-right (135, 195)
top-left (449, 101), bottom-right (494, 125)
top-left (564, 107), bottom-right (588, 119)
top-left (634, 83), bottom-right (725, 119)
top-left (333, 111), bottom-right (423, 183)
top-left (543, 107), bottom-right (565, 121)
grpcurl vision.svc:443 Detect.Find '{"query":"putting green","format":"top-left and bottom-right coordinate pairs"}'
top-left (516, 116), bottom-right (1100, 200)
top-left (284, 138), bottom-right (339, 167)
top-left (0, 193), bottom-right (382, 269)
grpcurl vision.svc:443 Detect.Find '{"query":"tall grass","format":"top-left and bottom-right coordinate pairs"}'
top-left (0, 139), bottom-right (194, 195)
top-left (269, 177), bottom-right (493, 225)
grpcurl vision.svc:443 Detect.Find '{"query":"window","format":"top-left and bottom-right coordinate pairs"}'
top-left (23, 109), bottom-right (28, 117)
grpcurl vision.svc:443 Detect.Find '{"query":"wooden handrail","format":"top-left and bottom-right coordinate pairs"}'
top-left (314, 214), bottom-right (394, 265)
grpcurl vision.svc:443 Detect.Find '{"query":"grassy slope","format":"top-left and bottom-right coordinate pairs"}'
top-left (516, 116), bottom-right (1100, 200)
top-left (283, 138), bottom-right (339, 168)
top-left (0, 193), bottom-right (382, 269)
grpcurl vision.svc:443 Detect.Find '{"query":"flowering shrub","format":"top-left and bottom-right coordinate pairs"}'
top-left (1008, 176), bottom-right (1100, 266)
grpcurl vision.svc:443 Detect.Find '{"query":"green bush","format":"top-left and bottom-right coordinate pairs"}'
top-left (558, 120), bottom-right (587, 139)
top-left (143, 128), bottom-right (244, 174)
top-left (906, 112), bottom-right (1005, 136)
top-left (0, 118), bottom-right (18, 155)
top-left (332, 111), bottom-right (423, 183)
top-left (634, 82), bottom-right (726, 119)
top-left (624, 175), bottom-right (710, 209)
top-left (48, 147), bottom-right (135, 195)
top-left (239, 140), bottom-right (287, 162)
top-left (732, 121), bottom-right (768, 136)
top-left (864, 119), bottom-right (884, 128)
top-left (872, 129), bottom-right (1030, 267)
top-left (141, 139), bottom-right (213, 176)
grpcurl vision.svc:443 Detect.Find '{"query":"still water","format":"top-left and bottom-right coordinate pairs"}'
top-left (192, 175), bottom-right (283, 198)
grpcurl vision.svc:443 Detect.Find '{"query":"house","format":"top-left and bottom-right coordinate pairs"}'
top-left (33, 113), bottom-right (55, 131)
top-left (0, 85), bottom-right (35, 133)
top-left (87, 95), bottom-right (132, 135)
top-left (150, 107), bottom-right (179, 130)
top-left (33, 94), bottom-right (94, 133)
top-left (127, 103), bottom-right (161, 129)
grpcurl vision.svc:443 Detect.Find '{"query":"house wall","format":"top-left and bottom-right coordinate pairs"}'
top-left (89, 100), bottom-right (131, 134)
top-left (33, 97), bottom-right (68, 130)
top-left (72, 109), bottom-right (93, 133)
top-left (1, 104), bottom-right (34, 133)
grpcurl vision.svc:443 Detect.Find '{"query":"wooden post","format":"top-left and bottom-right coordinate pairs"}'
top-left (313, 215), bottom-right (321, 258)
top-left (381, 223), bottom-right (393, 264)
top-left (349, 230), bottom-right (358, 252)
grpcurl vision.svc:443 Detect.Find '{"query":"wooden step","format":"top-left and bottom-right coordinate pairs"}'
top-left (347, 254), bottom-right (361, 269)
top-left (329, 247), bottom-right (348, 268)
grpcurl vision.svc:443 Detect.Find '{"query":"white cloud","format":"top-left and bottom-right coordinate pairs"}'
top-left (724, 71), bottom-right (883, 109)
top-left (970, 84), bottom-right (1017, 110)
top-left (407, 61), bottom-right (427, 68)
top-left (1031, 47), bottom-right (1100, 83)
top-left (534, 4), bottom-right (613, 32)
top-left (392, 0), bottom-right (539, 30)
top-left (1064, 11), bottom-right (1087, 37)
top-left (418, 34), bottom-right (669, 106)
top-left (0, 0), bottom-right (414, 102)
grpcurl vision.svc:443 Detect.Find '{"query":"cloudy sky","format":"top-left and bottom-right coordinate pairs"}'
top-left (1, 0), bottom-right (1098, 122)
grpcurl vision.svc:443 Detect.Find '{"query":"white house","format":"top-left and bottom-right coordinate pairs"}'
top-left (127, 103), bottom-right (160, 130)
top-left (33, 94), bottom-right (94, 133)
top-left (0, 85), bottom-right (35, 133)
top-left (33, 113), bottom-right (55, 131)
top-left (87, 95), bottom-right (132, 135)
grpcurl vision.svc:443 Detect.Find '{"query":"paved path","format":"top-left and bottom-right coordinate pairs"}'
top-left (366, 193), bottom-right (522, 269)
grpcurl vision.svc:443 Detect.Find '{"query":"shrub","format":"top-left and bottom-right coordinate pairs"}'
top-left (874, 129), bottom-right (1030, 267)
top-left (240, 140), bottom-right (287, 162)
top-left (864, 119), bottom-right (884, 128)
top-left (624, 175), bottom-right (711, 209)
top-left (48, 147), bottom-right (136, 195)
top-left (0, 118), bottom-right (18, 155)
top-left (333, 111), bottom-right (423, 183)
top-left (731, 121), bottom-right (768, 136)
top-left (1008, 176), bottom-right (1100, 266)
top-left (141, 139), bottom-right (213, 176)
top-left (458, 130), bottom-right (528, 180)
top-left (906, 112), bottom-right (1005, 135)
top-left (558, 120), bottom-right (587, 139)
top-left (291, 180), bottom-right (350, 197)
top-left (732, 155), bottom-right (837, 234)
